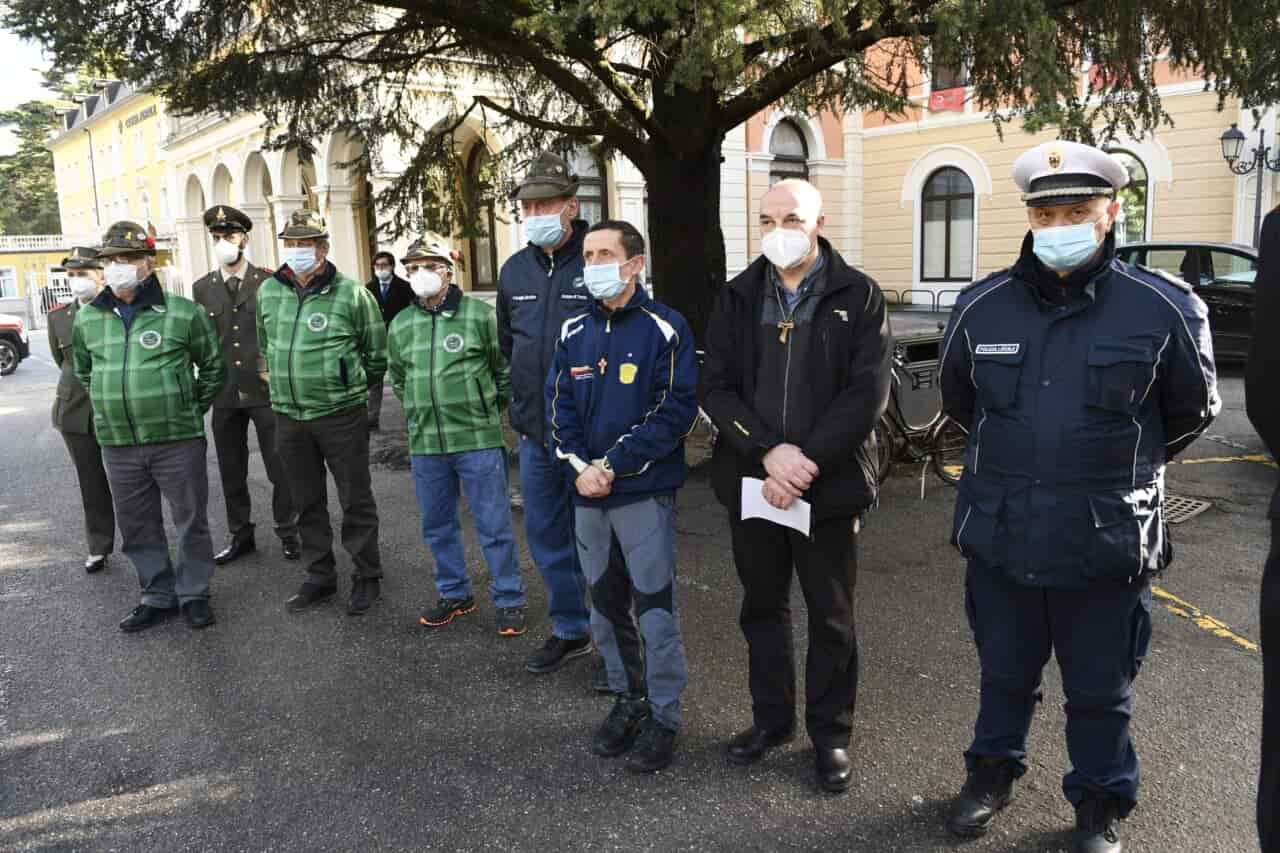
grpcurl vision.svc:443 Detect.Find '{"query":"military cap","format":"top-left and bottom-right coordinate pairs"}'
top-left (57, 246), bottom-right (102, 271)
top-left (278, 209), bottom-right (329, 240)
top-left (402, 232), bottom-right (455, 266)
top-left (97, 221), bottom-right (156, 257)
top-left (1013, 141), bottom-right (1129, 208)
top-left (204, 204), bottom-right (253, 234)
top-left (512, 150), bottom-right (580, 201)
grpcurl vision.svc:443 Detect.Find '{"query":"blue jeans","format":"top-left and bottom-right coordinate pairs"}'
top-left (410, 448), bottom-right (526, 609)
top-left (518, 436), bottom-right (589, 639)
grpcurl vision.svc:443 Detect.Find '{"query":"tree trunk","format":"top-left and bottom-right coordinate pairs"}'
top-left (642, 138), bottom-right (725, 344)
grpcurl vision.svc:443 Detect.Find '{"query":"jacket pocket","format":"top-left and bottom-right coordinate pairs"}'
top-left (338, 355), bottom-right (349, 388)
top-left (1087, 339), bottom-right (1156, 415)
top-left (1085, 484), bottom-right (1163, 583)
top-left (174, 368), bottom-right (191, 408)
top-left (951, 478), bottom-right (1004, 565)
top-left (475, 378), bottom-right (490, 418)
top-left (972, 345), bottom-right (1025, 411)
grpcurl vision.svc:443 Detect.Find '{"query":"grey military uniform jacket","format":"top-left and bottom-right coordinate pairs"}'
top-left (47, 300), bottom-right (95, 434)
top-left (193, 263), bottom-right (273, 409)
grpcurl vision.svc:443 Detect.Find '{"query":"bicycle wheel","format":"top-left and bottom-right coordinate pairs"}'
top-left (873, 418), bottom-right (894, 484)
top-left (928, 416), bottom-right (968, 486)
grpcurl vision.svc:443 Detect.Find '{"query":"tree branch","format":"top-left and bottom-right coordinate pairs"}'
top-left (472, 94), bottom-right (603, 138)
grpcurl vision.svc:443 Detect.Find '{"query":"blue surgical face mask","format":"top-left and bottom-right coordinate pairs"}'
top-left (584, 262), bottom-right (629, 301)
top-left (523, 207), bottom-right (567, 248)
top-left (1031, 220), bottom-right (1102, 272)
top-left (283, 247), bottom-right (318, 276)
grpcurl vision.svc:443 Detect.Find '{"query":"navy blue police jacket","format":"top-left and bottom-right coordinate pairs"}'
top-left (496, 220), bottom-right (593, 443)
top-left (546, 285), bottom-right (700, 508)
top-left (939, 234), bottom-right (1220, 589)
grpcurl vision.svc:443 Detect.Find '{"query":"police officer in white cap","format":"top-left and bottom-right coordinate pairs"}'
top-left (937, 140), bottom-right (1220, 853)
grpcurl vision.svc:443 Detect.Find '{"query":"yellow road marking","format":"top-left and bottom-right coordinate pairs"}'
top-left (1151, 585), bottom-right (1259, 652)
top-left (1171, 454), bottom-right (1276, 468)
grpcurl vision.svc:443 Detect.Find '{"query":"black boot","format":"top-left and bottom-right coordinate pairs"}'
top-left (1073, 796), bottom-right (1123, 853)
top-left (625, 718), bottom-right (677, 773)
top-left (592, 695), bottom-right (650, 757)
top-left (946, 757), bottom-right (1017, 838)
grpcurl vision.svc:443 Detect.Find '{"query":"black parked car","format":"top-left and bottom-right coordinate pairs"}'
top-left (1115, 241), bottom-right (1257, 361)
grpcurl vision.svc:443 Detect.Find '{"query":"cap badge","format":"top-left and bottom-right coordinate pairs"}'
top-left (1047, 149), bottom-right (1064, 170)
top-left (216, 207), bottom-right (226, 221)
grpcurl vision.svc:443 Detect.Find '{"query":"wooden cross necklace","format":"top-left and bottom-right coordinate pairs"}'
top-left (774, 287), bottom-right (796, 344)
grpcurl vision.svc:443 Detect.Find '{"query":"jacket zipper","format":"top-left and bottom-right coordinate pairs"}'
top-left (118, 311), bottom-right (140, 444)
top-left (775, 288), bottom-right (795, 437)
top-left (428, 312), bottom-right (447, 452)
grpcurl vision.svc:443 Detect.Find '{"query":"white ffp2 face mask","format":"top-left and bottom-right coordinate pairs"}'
top-left (761, 227), bottom-right (814, 270)
top-left (214, 238), bottom-right (243, 268)
top-left (69, 275), bottom-right (98, 302)
top-left (105, 262), bottom-right (141, 294)
top-left (410, 269), bottom-right (445, 298)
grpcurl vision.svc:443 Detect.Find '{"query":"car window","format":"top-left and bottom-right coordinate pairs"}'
top-left (1145, 248), bottom-right (1204, 285)
top-left (1206, 250), bottom-right (1257, 288)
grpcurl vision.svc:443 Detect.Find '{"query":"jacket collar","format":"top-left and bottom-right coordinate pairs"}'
top-left (1012, 230), bottom-right (1116, 307)
top-left (531, 219), bottom-right (589, 272)
top-left (93, 274), bottom-right (165, 311)
top-left (277, 260), bottom-right (338, 294)
top-left (413, 284), bottom-right (462, 316)
top-left (590, 280), bottom-right (650, 320)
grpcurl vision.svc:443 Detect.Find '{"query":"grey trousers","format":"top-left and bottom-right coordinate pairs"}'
top-left (576, 495), bottom-right (688, 730)
top-left (60, 428), bottom-right (116, 557)
top-left (101, 438), bottom-right (215, 607)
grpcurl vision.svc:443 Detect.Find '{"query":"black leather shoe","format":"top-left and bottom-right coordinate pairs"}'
top-left (119, 604), bottom-right (176, 632)
top-left (286, 583), bottom-right (337, 612)
top-left (182, 599), bottom-right (216, 629)
top-left (816, 747), bottom-right (853, 793)
top-left (347, 578), bottom-right (381, 616)
top-left (281, 539), bottom-right (301, 561)
top-left (84, 554), bottom-right (107, 574)
top-left (625, 718), bottom-right (677, 773)
top-left (1073, 797), bottom-right (1123, 853)
top-left (726, 725), bottom-right (796, 765)
top-left (214, 537), bottom-right (256, 565)
top-left (946, 757), bottom-right (1017, 838)
top-left (592, 695), bottom-right (650, 757)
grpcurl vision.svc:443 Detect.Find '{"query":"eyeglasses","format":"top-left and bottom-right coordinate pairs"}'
top-left (405, 263), bottom-right (449, 274)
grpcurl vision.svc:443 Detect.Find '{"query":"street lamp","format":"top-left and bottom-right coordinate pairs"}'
top-left (1220, 122), bottom-right (1280, 247)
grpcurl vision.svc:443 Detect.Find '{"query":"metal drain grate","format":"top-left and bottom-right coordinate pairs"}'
top-left (1166, 494), bottom-right (1212, 524)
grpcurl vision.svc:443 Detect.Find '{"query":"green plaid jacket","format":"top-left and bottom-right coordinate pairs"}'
top-left (388, 286), bottom-right (510, 455)
top-left (256, 264), bottom-right (388, 422)
top-left (72, 281), bottom-right (226, 447)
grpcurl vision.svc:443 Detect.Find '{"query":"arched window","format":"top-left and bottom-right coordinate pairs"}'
top-left (769, 119), bottom-right (809, 184)
top-left (563, 145), bottom-right (608, 225)
top-left (920, 167), bottom-right (975, 282)
top-left (467, 143), bottom-right (499, 291)
top-left (1109, 149), bottom-right (1149, 246)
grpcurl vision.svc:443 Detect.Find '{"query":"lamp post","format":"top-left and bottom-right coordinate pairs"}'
top-left (1220, 122), bottom-right (1280, 247)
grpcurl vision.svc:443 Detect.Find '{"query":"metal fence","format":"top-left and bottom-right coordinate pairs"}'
top-left (22, 266), bottom-right (187, 330)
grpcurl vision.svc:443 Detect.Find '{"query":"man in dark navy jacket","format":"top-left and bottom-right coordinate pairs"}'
top-left (365, 250), bottom-right (414, 429)
top-left (548, 219), bottom-right (699, 773)
top-left (939, 140), bottom-right (1219, 853)
top-left (1247, 206), bottom-right (1280, 853)
top-left (700, 179), bottom-right (893, 794)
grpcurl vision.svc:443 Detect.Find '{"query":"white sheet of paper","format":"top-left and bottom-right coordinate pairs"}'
top-left (740, 477), bottom-right (812, 537)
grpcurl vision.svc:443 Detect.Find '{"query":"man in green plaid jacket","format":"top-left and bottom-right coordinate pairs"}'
top-left (256, 210), bottom-right (387, 616)
top-left (72, 221), bottom-right (226, 632)
top-left (388, 234), bottom-right (527, 637)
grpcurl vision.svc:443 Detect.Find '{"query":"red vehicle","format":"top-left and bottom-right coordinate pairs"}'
top-left (0, 312), bottom-right (31, 376)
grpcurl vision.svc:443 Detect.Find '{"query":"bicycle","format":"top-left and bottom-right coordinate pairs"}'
top-left (873, 350), bottom-right (968, 487)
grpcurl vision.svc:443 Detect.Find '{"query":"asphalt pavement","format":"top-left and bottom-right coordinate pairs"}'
top-left (0, 335), bottom-right (1268, 852)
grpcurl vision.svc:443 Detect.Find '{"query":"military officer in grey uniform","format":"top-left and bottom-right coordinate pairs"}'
top-left (192, 205), bottom-right (300, 565)
top-left (48, 246), bottom-right (115, 573)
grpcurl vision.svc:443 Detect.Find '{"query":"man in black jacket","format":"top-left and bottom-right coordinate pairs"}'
top-left (1247, 207), bottom-right (1280, 853)
top-left (700, 179), bottom-right (892, 793)
top-left (365, 250), bottom-right (414, 429)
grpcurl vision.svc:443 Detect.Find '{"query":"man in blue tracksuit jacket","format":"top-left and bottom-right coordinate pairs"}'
top-left (939, 141), bottom-right (1220, 853)
top-left (497, 151), bottom-right (597, 674)
top-left (547, 219), bottom-right (699, 773)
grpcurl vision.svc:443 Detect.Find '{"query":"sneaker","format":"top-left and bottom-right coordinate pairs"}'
top-left (1073, 796), bottom-right (1123, 853)
top-left (496, 606), bottom-right (527, 637)
top-left (347, 578), bottom-right (382, 616)
top-left (946, 757), bottom-right (1017, 838)
top-left (524, 635), bottom-right (592, 674)
top-left (420, 596), bottom-right (476, 628)
top-left (625, 717), bottom-right (677, 773)
top-left (592, 695), bottom-right (650, 757)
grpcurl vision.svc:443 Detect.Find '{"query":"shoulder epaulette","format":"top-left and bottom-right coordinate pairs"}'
top-left (48, 301), bottom-right (71, 313)
top-left (960, 267), bottom-right (1014, 295)
top-left (1134, 263), bottom-right (1194, 293)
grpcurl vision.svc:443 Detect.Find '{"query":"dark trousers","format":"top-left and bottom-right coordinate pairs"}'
top-left (1262, 518), bottom-right (1280, 853)
top-left (60, 428), bottom-right (115, 556)
top-left (211, 405), bottom-right (297, 544)
top-left (275, 406), bottom-right (381, 585)
top-left (729, 515), bottom-right (859, 748)
top-left (964, 563), bottom-right (1152, 816)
